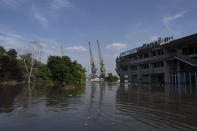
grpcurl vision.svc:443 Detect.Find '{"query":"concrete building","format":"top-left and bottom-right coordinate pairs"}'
top-left (120, 34), bottom-right (197, 87)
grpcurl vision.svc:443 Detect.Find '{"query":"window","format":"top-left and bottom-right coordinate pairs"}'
top-left (144, 53), bottom-right (149, 58)
top-left (152, 51), bottom-right (156, 56)
top-left (130, 66), bottom-right (137, 70)
top-left (140, 64), bottom-right (149, 69)
top-left (158, 50), bottom-right (163, 55)
top-left (153, 62), bottom-right (163, 68)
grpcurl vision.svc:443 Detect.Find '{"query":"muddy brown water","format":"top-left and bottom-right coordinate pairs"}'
top-left (0, 82), bottom-right (197, 131)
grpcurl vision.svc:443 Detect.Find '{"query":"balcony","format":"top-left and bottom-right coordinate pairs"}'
top-left (128, 53), bottom-right (176, 65)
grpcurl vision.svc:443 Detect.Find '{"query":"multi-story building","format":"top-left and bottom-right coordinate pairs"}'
top-left (119, 33), bottom-right (197, 87)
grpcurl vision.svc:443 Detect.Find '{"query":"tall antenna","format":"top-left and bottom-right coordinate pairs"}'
top-left (88, 41), bottom-right (97, 78)
top-left (61, 45), bottom-right (64, 57)
top-left (97, 40), bottom-right (105, 77)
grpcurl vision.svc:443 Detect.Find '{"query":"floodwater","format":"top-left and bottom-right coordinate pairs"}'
top-left (0, 82), bottom-right (197, 131)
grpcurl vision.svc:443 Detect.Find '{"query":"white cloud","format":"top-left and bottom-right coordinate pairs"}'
top-left (0, 30), bottom-right (22, 39)
top-left (163, 11), bottom-right (186, 36)
top-left (65, 46), bottom-right (88, 51)
top-left (106, 43), bottom-right (127, 50)
top-left (0, 0), bottom-right (20, 7)
top-left (50, 0), bottom-right (71, 10)
top-left (150, 36), bottom-right (158, 41)
top-left (163, 11), bottom-right (186, 25)
top-left (0, 30), bottom-right (27, 55)
top-left (33, 12), bottom-right (48, 27)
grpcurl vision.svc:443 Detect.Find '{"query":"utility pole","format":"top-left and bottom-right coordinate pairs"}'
top-left (97, 40), bottom-right (105, 77)
top-left (88, 41), bottom-right (97, 78)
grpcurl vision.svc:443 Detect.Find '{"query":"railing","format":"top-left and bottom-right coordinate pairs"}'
top-left (175, 55), bottom-right (197, 67)
top-left (127, 53), bottom-right (176, 65)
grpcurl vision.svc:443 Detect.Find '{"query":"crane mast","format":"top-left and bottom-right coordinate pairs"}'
top-left (97, 40), bottom-right (105, 77)
top-left (88, 41), bottom-right (97, 78)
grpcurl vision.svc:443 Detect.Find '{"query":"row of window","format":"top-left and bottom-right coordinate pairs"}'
top-left (182, 47), bottom-right (197, 55)
top-left (128, 49), bottom-right (164, 60)
top-left (130, 61), bottom-right (164, 70)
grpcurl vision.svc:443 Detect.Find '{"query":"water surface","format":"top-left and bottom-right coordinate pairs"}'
top-left (0, 82), bottom-right (197, 131)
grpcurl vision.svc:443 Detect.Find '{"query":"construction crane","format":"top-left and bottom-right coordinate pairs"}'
top-left (88, 41), bottom-right (97, 78)
top-left (97, 40), bottom-right (106, 77)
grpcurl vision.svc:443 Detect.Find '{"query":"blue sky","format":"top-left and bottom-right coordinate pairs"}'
top-left (0, 0), bottom-right (197, 75)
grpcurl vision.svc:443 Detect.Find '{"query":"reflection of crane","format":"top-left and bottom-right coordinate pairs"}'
top-left (88, 83), bottom-right (96, 118)
top-left (88, 41), bottom-right (97, 78)
top-left (97, 40), bottom-right (106, 77)
top-left (96, 83), bottom-right (105, 118)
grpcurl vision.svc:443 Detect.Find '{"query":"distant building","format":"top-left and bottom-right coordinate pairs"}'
top-left (119, 33), bottom-right (197, 86)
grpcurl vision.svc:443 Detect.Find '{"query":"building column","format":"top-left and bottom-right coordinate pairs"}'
top-left (128, 66), bottom-right (132, 83)
top-left (195, 72), bottom-right (197, 91)
top-left (120, 68), bottom-right (124, 83)
top-left (177, 61), bottom-right (181, 93)
top-left (164, 60), bottom-right (170, 84)
top-left (137, 64), bottom-right (141, 83)
top-left (148, 63), bottom-right (152, 84)
top-left (163, 48), bottom-right (170, 85)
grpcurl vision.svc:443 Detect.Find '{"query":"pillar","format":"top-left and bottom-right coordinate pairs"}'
top-left (164, 60), bottom-right (170, 84)
top-left (184, 72), bottom-right (186, 93)
top-left (148, 63), bottom-right (152, 84)
top-left (195, 72), bottom-right (197, 91)
top-left (137, 64), bottom-right (141, 83)
top-left (128, 66), bottom-right (132, 83)
top-left (120, 68), bottom-right (124, 83)
top-left (163, 48), bottom-right (171, 85)
top-left (177, 61), bottom-right (181, 93)
top-left (189, 72), bottom-right (192, 93)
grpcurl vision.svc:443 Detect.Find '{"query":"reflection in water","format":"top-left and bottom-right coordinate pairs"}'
top-left (0, 86), bottom-right (22, 113)
top-left (88, 82), bottom-right (96, 119)
top-left (88, 82), bottom-right (106, 119)
top-left (116, 84), bottom-right (197, 130)
top-left (0, 82), bottom-right (197, 131)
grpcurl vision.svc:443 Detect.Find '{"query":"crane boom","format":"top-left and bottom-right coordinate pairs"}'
top-left (88, 41), bottom-right (97, 78)
top-left (97, 40), bottom-right (105, 77)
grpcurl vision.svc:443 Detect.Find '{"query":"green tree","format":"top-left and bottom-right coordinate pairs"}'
top-left (104, 73), bottom-right (119, 82)
top-left (47, 56), bottom-right (86, 85)
top-left (7, 49), bottom-right (17, 58)
top-left (0, 47), bottom-right (23, 81)
top-left (0, 46), bottom-right (5, 56)
top-left (36, 64), bottom-right (52, 80)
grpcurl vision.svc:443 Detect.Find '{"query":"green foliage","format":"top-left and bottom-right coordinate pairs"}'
top-left (47, 56), bottom-right (86, 85)
top-left (0, 45), bottom-right (86, 85)
top-left (104, 73), bottom-right (119, 82)
top-left (36, 64), bottom-right (52, 80)
top-left (0, 47), bottom-right (23, 81)
top-left (7, 49), bottom-right (17, 58)
top-left (115, 56), bottom-right (120, 77)
top-left (0, 46), bottom-right (5, 56)
top-left (99, 74), bottom-right (105, 79)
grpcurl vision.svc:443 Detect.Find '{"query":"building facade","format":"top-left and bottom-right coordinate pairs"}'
top-left (120, 34), bottom-right (197, 86)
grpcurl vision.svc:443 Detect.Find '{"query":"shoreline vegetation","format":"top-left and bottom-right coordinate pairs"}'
top-left (0, 44), bottom-right (86, 89)
top-left (0, 43), bottom-right (119, 88)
